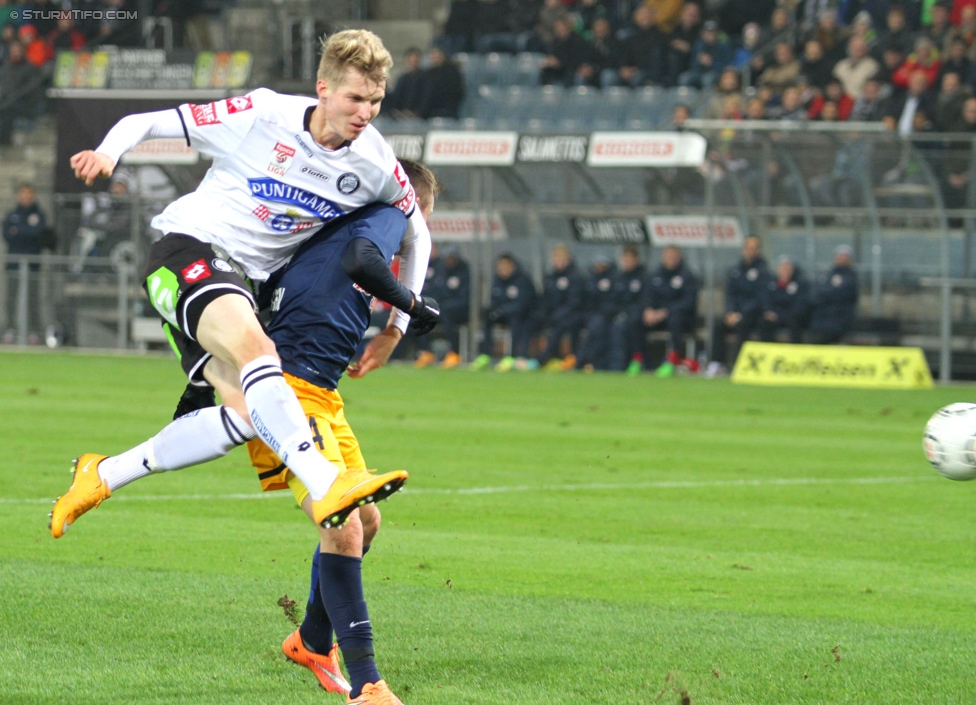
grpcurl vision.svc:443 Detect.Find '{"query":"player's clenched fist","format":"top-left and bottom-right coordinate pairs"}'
top-left (69, 150), bottom-right (115, 186)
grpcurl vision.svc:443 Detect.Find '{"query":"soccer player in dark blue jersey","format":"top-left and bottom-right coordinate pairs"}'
top-left (246, 160), bottom-right (440, 705)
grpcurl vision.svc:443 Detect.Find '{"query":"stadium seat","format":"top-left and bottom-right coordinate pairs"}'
top-left (428, 117), bottom-right (460, 130)
top-left (480, 52), bottom-right (514, 86)
top-left (453, 52), bottom-right (480, 89)
top-left (562, 86), bottom-right (600, 126)
top-left (512, 52), bottom-right (543, 86)
top-left (525, 85), bottom-right (565, 122)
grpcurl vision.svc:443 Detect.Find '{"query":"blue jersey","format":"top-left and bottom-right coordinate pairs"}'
top-left (266, 204), bottom-right (408, 390)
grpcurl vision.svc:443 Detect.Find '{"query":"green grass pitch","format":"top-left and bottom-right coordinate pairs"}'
top-left (1, 350), bottom-right (974, 704)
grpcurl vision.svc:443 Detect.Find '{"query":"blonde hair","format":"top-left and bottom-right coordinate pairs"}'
top-left (317, 29), bottom-right (393, 88)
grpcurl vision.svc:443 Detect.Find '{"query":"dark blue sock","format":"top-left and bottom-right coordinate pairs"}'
top-left (299, 545), bottom-right (335, 654)
top-left (318, 552), bottom-right (380, 698)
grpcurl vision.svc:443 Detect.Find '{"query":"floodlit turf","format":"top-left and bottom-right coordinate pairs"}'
top-left (1, 349), bottom-right (975, 704)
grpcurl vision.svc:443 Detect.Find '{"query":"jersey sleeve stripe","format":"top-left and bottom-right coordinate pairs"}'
top-left (175, 107), bottom-right (190, 147)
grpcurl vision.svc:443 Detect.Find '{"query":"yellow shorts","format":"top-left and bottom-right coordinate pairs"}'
top-left (246, 372), bottom-right (366, 507)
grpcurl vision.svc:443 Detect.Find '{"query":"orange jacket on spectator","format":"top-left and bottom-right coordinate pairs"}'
top-left (645, 0), bottom-right (683, 33)
top-left (892, 55), bottom-right (942, 89)
top-left (17, 26), bottom-right (54, 68)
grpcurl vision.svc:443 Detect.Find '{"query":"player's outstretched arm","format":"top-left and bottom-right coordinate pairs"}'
top-left (348, 325), bottom-right (402, 379)
top-left (72, 109), bottom-right (186, 185)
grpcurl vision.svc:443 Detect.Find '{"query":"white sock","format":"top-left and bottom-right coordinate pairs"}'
top-left (239, 356), bottom-right (337, 500)
top-left (98, 406), bottom-right (256, 491)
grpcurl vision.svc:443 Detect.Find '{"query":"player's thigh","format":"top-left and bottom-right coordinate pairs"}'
top-left (330, 406), bottom-right (366, 471)
top-left (196, 295), bottom-right (277, 372)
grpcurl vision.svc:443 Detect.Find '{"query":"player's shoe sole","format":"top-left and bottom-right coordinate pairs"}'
top-left (49, 453), bottom-right (111, 538)
top-left (347, 679), bottom-right (403, 705)
top-left (312, 468), bottom-right (408, 529)
top-left (282, 629), bottom-right (351, 694)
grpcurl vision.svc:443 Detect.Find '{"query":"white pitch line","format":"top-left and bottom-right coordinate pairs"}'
top-left (0, 475), bottom-right (934, 505)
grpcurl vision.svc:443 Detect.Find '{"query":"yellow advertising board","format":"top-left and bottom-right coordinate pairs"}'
top-left (731, 342), bottom-right (933, 389)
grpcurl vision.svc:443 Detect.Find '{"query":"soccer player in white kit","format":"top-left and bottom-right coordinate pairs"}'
top-left (51, 30), bottom-right (434, 537)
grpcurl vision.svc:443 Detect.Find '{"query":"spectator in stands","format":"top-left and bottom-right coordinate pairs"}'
top-left (893, 37), bottom-right (943, 90)
top-left (758, 42), bottom-right (802, 94)
top-left (614, 6), bottom-right (667, 86)
top-left (733, 22), bottom-right (764, 77)
top-left (951, 0), bottom-right (976, 26)
top-left (802, 39), bottom-right (836, 90)
top-left (585, 17), bottom-right (624, 88)
top-left (884, 69), bottom-right (937, 135)
top-left (669, 103), bottom-right (690, 129)
top-left (833, 36), bottom-right (880, 99)
top-left (18, 25), bottom-right (54, 69)
top-left (539, 17), bottom-right (592, 86)
top-left (809, 9), bottom-right (846, 63)
top-left (849, 77), bottom-right (887, 119)
top-left (531, 0), bottom-right (573, 53)
top-left (806, 245), bottom-right (859, 344)
top-left (0, 41), bottom-right (43, 146)
top-left (666, 2), bottom-right (702, 85)
top-left (939, 38), bottom-right (972, 86)
top-left (577, 0), bottom-right (611, 32)
top-left (926, 1), bottom-right (953, 50)
top-left (933, 71), bottom-right (969, 129)
top-left (745, 95), bottom-right (768, 119)
top-left (388, 48), bottom-right (426, 119)
top-left (945, 6), bottom-right (976, 62)
top-left (607, 245), bottom-right (649, 374)
top-left (705, 68), bottom-right (742, 118)
top-left (808, 78), bottom-right (855, 119)
top-left (474, 0), bottom-right (518, 53)
top-left (646, 0), bottom-right (683, 34)
top-left (415, 245), bottom-right (471, 369)
top-left (757, 7), bottom-right (796, 63)
top-left (474, 253), bottom-right (537, 370)
top-left (846, 10), bottom-right (878, 48)
top-left (774, 85), bottom-right (809, 120)
top-left (47, 17), bottom-right (88, 51)
top-left (709, 236), bottom-right (769, 375)
top-left (439, 0), bottom-right (477, 54)
top-left (25, 0), bottom-right (58, 37)
top-left (536, 244), bottom-right (585, 370)
top-left (678, 19), bottom-right (733, 88)
top-left (941, 96), bottom-right (976, 211)
top-left (576, 255), bottom-right (617, 371)
top-left (2, 183), bottom-right (51, 343)
top-left (878, 6), bottom-right (915, 57)
top-left (0, 25), bottom-right (14, 66)
top-left (419, 48), bottom-right (465, 120)
top-left (758, 256), bottom-right (810, 346)
top-left (640, 245), bottom-right (700, 376)
top-left (875, 45), bottom-right (907, 85)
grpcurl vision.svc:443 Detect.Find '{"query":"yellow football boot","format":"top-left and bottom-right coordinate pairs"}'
top-left (50, 453), bottom-right (111, 538)
top-left (312, 468), bottom-right (408, 529)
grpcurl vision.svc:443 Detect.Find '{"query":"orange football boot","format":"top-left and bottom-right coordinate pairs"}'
top-left (50, 453), bottom-right (111, 538)
top-left (282, 629), bottom-right (351, 694)
top-left (312, 468), bottom-right (408, 529)
top-left (347, 680), bottom-right (403, 705)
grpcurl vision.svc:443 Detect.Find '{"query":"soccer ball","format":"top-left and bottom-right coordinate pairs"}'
top-left (923, 403), bottom-right (976, 481)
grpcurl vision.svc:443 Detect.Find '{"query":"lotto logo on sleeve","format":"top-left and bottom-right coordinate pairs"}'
top-left (394, 186), bottom-right (416, 215)
top-left (181, 259), bottom-right (212, 283)
top-left (393, 161), bottom-right (409, 189)
top-left (225, 95), bottom-right (253, 114)
top-left (189, 102), bottom-right (220, 126)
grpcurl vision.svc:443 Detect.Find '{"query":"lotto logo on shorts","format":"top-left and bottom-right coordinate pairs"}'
top-left (182, 259), bottom-right (212, 283)
top-left (189, 102), bottom-right (220, 126)
top-left (225, 95), bottom-right (253, 114)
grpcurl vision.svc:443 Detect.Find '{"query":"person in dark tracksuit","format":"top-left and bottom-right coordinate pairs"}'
top-left (415, 244), bottom-right (471, 367)
top-left (576, 255), bottom-right (617, 371)
top-left (710, 236), bottom-right (770, 369)
top-left (609, 245), bottom-right (649, 372)
top-left (807, 245), bottom-right (859, 344)
top-left (537, 244), bottom-right (585, 367)
top-left (480, 252), bottom-right (536, 360)
top-left (641, 245), bottom-right (700, 372)
top-left (759, 256), bottom-right (810, 344)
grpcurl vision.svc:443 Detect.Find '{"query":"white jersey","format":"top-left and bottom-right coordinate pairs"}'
top-left (150, 89), bottom-right (416, 281)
